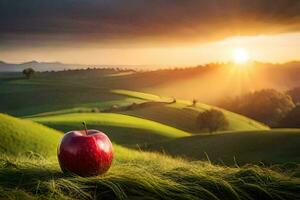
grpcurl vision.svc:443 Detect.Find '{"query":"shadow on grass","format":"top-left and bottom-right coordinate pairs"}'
top-left (0, 165), bottom-right (64, 190)
top-left (0, 76), bottom-right (25, 83)
top-left (43, 124), bottom-right (172, 148)
top-left (0, 159), bottom-right (120, 199)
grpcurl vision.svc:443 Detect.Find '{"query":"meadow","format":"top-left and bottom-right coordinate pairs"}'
top-left (0, 69), bottom-right (299, 199)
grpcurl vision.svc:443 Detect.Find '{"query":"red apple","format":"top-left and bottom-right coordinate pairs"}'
top-left (57, 123), bottom-right (113, 177)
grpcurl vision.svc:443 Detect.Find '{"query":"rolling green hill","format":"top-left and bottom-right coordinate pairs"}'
top-left (112, 89), bottom-right (164, 101)
top-left (0, 71), bottom-right (146, 116)
top-left (145, 129), bottom-right (300, 165)
top-left (1, 71), bottom-right (300, 199)
top-left (0, 122), bottom-right (299, 200)
top-left (112, 90), bottom-right (269, 133)
top-left (0, 113), bottom-right (62, 157)
top-left (0, 112), bottom-right (299, 199)
top-left (29, 113), bottom-right (190, 145)
top-left (0, 71), bottom-right (269, 133)
top-left (27, 89), bottom-right (268, 134)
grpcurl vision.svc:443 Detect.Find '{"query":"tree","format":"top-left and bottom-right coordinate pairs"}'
top-left (278, 105), bottom-right (300, 128)
top-left (22, 68), bottom-right (35, 79)
top-left (287, 86), bottom-right (300, 104)
top-left (219, 89), bottom-right (295, 126)
top-left (196, 109), bottom-right (229, 133)
top-left (192, 99), bottom-right (198, 107)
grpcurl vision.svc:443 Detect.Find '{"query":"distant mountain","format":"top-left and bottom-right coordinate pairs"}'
top-left (0, 60), bottom-right (151, 72)
top-left (19, 60), bottom-right (40, 66)
top-left (0, 60), bottom-right (89, 72)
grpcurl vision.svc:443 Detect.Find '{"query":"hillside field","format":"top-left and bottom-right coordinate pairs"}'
top-left (0, 113), bottom-right (61, 157)
top-left (0, 70), bottom-right (300, 199)
top-left (0, 114), bottom-right (299, 200)
top-left (29, 113), bottom-right (190, 146)
top-left (145, 129), bottom-right (300, 165)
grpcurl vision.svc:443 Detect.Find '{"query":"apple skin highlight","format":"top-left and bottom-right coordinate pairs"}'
top-left (57, 129), bottom-right (113, 177)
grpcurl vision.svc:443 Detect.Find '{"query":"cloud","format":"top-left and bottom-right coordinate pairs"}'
top-left (1, 0), bottom-right (300, 48)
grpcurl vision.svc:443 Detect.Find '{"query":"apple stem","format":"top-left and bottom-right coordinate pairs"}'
top-left (82, 122), bottom-right (88, 135)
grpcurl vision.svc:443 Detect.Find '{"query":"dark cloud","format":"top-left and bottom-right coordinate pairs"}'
top-left (1, 0), bottom-right (300, 48)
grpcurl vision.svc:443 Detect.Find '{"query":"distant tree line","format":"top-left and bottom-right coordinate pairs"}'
top-left (278, 105), bottom-right (300, 128)
top-left (279, 85), bottom-right (300, 128)
top-left (43, 67), bottom-right (137, 74)
top-left (218, 88), bottom-right (300, 127)
top-left (287, 86), bottom-right (300, 104)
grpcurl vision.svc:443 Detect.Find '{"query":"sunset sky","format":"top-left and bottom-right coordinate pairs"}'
top-left (1, 0), bottom-right (300, 65)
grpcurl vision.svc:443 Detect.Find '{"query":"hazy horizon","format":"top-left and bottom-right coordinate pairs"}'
top-left (1, 1), bottom-right (300, 66)
top-left (1, 33), bottom-right (300, 66)
top-left (1, 57), bottom-right (300, 71)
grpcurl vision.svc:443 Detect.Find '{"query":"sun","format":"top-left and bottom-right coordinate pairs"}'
top-left (233, 48), bottom-right (250, 64)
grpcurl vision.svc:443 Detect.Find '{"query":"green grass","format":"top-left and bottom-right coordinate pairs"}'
top-left (0, 70), bottom-right (176, 117)
top-left (25, 92), bottom-right (268, 134)
top-left (119, 103), bottom-right (203, 133)
top-left (0, 113), bottom-right (62, 157)
top-left (1, 72), bottom-right (299, 199)
top-left (1, 148), bottom-right (300, 200)
top-left (145, 129), bottom-right (300, 165)
top-left (113, 91), bottom-right (269, 133)
top-left (29, 113), bottom-right (190, 146)
top-left (0, 72), bottom-right (134, 116)
top-left (0, 71), bottom-right (268, 133)
top-left (188, 103), bottom-right (269, 131)
top-left (23, 98), bottom-right (146, 118)
top-left (111, 89), bottom-right (163, 101)
top-left (0, 113), bottom-right (299, 200)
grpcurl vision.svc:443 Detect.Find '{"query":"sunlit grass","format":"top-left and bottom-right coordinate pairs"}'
top-left (0, 113), bottom-right (62, 157)
top-left (29, 113), bottom-right (190, 138)
top-left (0, 114), bottom-right (299, 199)
top-left (111, 90), bottom-right (269, 132)
top-left (1, 148), bottom-right (299, 200)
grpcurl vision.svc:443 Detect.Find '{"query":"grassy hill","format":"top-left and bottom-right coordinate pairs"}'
top-left (0, 70), bottom-right (269, 133)
top-left (29, 113), bottom-right (190, 146)
top-left (112, 90), bottom-right (269, 133)
top-left (1, 150), bottom-right (300, 200)
top-left (0, 114), bottom-right (299, 199)
top-left (27, 111), bottom-right (299, 166)
top-left (0, 113), bottom-right (62, 157)
top-left (1, 70), bottom-right (300, 199)
top-left (2, 63), bottom-right (300, 117)
top-left (28, 89), bottom-right (267, 134)
top-left (145, 129), bottom-right (300, 165)
top-left (0, 71), bottom-right (143, 116)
